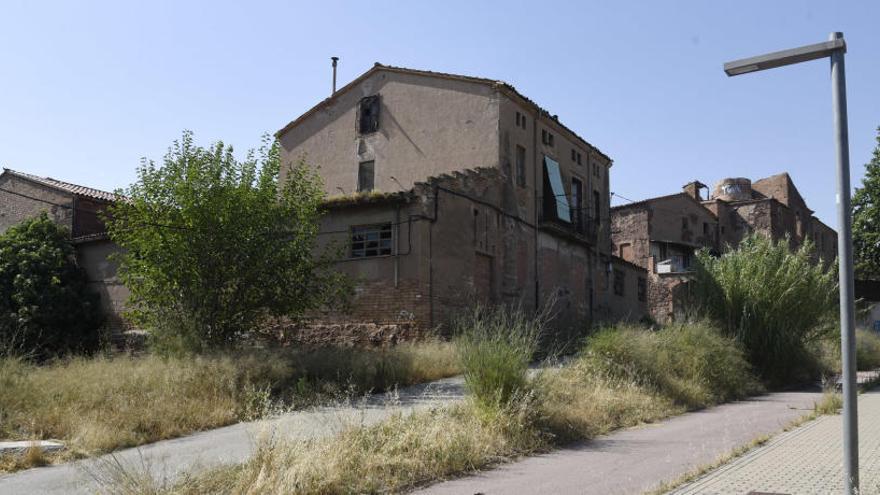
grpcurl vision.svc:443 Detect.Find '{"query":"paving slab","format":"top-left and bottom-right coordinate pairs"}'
top-left (671, 389), bottom-right (880, 494)
top-left (412, 390), bottom-right (824, 495)
top-left (0, 376), bottom-right (465, 495)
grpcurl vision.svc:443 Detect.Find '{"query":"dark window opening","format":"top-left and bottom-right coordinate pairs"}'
top-left (541, 129), bottom-right (548, 144)
top-left (548, 133), bottom-right (554, 147)
top-left (593, 190), bottom-right (601, 229)
top-left (613, 269), bottom-right (625, 296)
top-left (577, 152), bottom-right (582, 165)
top-left (358, 95), bottom-right (380, 134)
top-left (571, 177), bottom-right (584, 231)
top-left (515, 145), bottom-right (526, 187)
top-left (516, 112), bottom-right (521, 127)
top-left (351, 223), bottom-right (392, 257)
top-left (358, 160), bottom-right (375, 192)
top-left (682, 217), bottom-right (689, 231)
top-left (703, 222), bottom-right (709, 235)
top-left (571, 149), bottom-right (576, 161)
top-left (637, 277), bottom-right (646, 302)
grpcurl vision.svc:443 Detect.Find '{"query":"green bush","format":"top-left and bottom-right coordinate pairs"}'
top-left (692, 234), bottom-right (838, 384)
top-left (454, 306), bottom-right (542, 409)
top-left (856, 329), bottom-right (880, 371)
top-left (584, 321), bottom-right (761, 408)
top-left (0, 214), bottom-right (103, 359)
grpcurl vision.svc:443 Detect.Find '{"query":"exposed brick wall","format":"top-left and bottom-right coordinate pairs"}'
top-left (0, 175), bottom-right (74, 234)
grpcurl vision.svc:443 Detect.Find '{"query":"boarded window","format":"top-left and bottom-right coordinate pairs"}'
top-left (351, 223), bottom-right (392, 257)
top-left (613, 269), bottom-right (625, 296)
top-left (358, 160), bottom-right (375, 192)
top-left (542, 156), bottom-right (571, 223)
top-left (515, 145), bottom-right (526, 187)
top-left (619, 242), bottom-right (633, 262)
top-left (358, 95), bottom-right (380, 134)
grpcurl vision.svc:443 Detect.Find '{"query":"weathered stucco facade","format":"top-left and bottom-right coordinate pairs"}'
top-left (0, 169), bottom-right (129, 334)
top-left (278, 64), bottom-right (646, 336)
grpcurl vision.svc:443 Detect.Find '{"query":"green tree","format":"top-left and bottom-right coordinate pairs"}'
top-left (107, 131), bottom-right (347, 354)
top-left (0, 213), bottom-right (104, 358)
top-left (853, 127), bottom-right (880, 280)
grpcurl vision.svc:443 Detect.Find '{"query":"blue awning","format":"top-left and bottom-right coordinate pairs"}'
top-left (543, 156), bottom-right (571, 223)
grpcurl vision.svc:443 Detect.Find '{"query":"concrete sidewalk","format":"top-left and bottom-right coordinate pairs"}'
top-left (412, 390), bottom-right (824, 495)
top-left (0, 376), bottom-right (465, 495)
top-left (672, 389), bottom-right (880, 494)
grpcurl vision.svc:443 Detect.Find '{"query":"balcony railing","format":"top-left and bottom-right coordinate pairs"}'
top-left (540, 207), bottom-right (598, 243)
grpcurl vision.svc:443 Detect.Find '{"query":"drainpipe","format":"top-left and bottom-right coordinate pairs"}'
top-left (394, 203), bottom-right (400, 288)
top-left (532, 109), bottom-right (540, 312)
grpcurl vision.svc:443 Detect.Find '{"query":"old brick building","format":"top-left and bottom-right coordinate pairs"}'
top-left (0, 169), bottom-right (129, 333)
top-left (611, 173), bottom-right (837, 322)
top-left (277, 64), bottom-right (648, 334)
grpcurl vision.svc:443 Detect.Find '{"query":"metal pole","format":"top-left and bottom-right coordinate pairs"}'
top-left (331, 56), bottom-right (339, 95)
top-left (830, 31), bottom-right (859, 495)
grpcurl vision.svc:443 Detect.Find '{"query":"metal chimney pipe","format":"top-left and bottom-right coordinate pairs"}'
top-left (331, 57), bottom-right (339, 95)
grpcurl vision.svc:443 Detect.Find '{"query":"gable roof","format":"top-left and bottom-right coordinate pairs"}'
top-left (275, 63), bottom-right (612, 163)
top-left (1, 168), bottom-right (119, 202)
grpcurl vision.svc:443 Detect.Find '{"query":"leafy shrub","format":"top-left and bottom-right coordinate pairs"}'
top-left (856, 329), bottom-right (880, 371)
top-left (454, 306), bottom-right (542, 409)
top-left (0, 214), bottom-right (103, 359)
top-left (107, 131), bottom-right (349, 355)
top-left (692, 234), bottom-right (838, 384)
top-left (584, 321), bottom-right (760, 408)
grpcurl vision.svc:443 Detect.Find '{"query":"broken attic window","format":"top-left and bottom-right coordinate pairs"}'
top-left (351, 223), bottom-right (392, 257)
top-left (359, 95), bottom-right (380, 134)
top-left (542, 156), bottom-right (572, 223)
top-left (358, 160), bottom-right (375, 192)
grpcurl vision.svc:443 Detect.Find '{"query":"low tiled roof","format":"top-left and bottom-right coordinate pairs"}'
top-left (1, 168), bottom-right (119, 202)
top-left (276, 63), bottom-right (612, 163)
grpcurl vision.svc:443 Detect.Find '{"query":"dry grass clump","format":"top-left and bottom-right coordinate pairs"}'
top-left (536, 363), bottom-right (681, 443)
top-left (0, 341), bottom-right (459, 472)
top-left (454, 305), bottom-right (542, 409)
top-left (582, 321), bottom-right (762, 408)
top-left (814, 390), bottom-right (843, 415)
top-left (103, 400), bottom-right (545, 495)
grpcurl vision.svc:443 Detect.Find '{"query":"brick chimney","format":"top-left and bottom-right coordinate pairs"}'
top-left (682, 181), bottom-right (708, 201)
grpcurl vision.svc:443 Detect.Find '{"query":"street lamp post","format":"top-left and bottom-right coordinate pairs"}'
top-left (724, 32), bottom-right (858, 494)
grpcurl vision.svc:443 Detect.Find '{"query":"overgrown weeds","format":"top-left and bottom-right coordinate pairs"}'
top-left (106, 319), bottom-right (771, 494)
top-left (582, 321), bottom-right (762, 408)
top-left (454, 305), bottom-right (543, 409)
top-left (0, 341), bottom-right (458, 472)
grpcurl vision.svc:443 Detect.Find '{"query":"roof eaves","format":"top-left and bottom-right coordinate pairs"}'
top-left (274, 63), bottom-right (613, 163)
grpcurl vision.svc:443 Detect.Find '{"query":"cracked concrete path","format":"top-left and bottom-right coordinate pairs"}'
top-left (0, 376), bottom-right (465, 495)
top-left (412, 389), bottom-right (824, 495)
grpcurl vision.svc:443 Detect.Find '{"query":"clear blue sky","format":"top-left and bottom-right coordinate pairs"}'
top-left (2, 1), bottom-right (878, 227)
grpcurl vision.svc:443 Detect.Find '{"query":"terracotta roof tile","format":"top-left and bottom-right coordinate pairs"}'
top-left (2, 168), bottom-right (120, 202)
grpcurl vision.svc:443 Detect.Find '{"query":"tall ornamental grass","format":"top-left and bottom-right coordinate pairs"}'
top-left (692, 234), bottom-right (838, 384)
